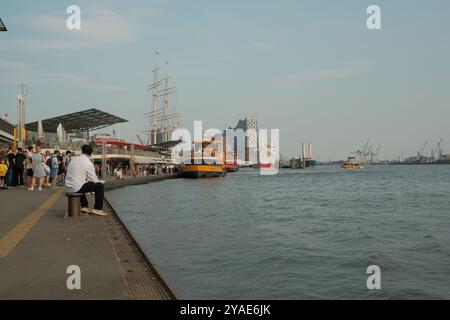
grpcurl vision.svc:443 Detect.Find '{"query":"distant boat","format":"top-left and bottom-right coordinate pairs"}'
top-left (254, 144), bottom-right (277, 169)
top-left (302, 143), bottom-right (316, 168)
top-left (223, 149), bottom-right (239, 172)
top-left (304, 159), bottom-right (317, 168)
top-left (341, 156), bottom-right (363, 169)
top-left (280, 162), bottom-right (291, 169)
top-left (256, 163), bottom-right (274, 169)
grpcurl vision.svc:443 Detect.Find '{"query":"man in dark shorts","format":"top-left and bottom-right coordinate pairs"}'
top-left (65, 145), bottom-right (107, 216)
top-left (57, 152), bottom-right (64, 185)
top-left (15, 148), bottom-right (26, 186)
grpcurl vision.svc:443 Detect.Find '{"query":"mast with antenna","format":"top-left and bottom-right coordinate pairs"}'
top-left (144, 51), bottom-right (180, 145)
top-left (17, 84), bottom-right (28, 148)
top-left (151, 51), bottom-right (159, 144)
top-left (162, 62), bottom-right (170, 142)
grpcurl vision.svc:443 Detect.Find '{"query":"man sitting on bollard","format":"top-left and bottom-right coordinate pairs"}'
top-left (64, 144), bottom-right (107, 216)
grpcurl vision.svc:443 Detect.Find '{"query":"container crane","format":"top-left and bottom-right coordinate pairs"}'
top-left (369, 144), bottom-right (381, 164)
top-left (419, 140), bottom-right (428, 159)
top-left (435, 138), bottom-right (444, 160)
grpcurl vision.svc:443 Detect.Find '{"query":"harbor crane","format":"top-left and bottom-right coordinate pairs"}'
top-left (354, 139), bottom-right (384, 164)
top-left (431, 138), bottom-right (444, 161)
top-left (419, 140), bottom-right (428, 159)
top-left (362, 139), bottom-right (370, 160)
top-left (355, 139), bottom-right (370, 163)
top-left (437, 138), bottom-right (444, 159)
top-left (369, 144), bottom-right (381, 164)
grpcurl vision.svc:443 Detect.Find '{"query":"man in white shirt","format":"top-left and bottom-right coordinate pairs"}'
top-left (65, 145), bottom-right (107, 216)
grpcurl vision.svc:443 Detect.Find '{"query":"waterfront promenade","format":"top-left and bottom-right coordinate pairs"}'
top-left (0, 174), bottom-right (179, 300)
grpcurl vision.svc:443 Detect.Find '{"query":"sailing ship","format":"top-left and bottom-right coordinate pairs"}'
top-left (145, 52), bottom-right (180, 146)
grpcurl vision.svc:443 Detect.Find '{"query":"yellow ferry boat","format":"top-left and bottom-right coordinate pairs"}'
top-left (181, 140), bottom-right (225, 178)
top-left (341, 156), bottom-right (363, 169)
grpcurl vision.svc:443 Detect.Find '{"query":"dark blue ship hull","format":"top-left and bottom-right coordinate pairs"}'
top-left (305, 159), bottom-right (317, 167)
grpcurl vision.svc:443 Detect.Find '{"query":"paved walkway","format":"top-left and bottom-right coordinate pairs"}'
top-left (0, 179), bottom-right (178, 300)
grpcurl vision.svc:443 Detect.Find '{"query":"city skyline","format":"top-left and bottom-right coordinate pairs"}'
top-left (1, 0), bottom-right (449, 160)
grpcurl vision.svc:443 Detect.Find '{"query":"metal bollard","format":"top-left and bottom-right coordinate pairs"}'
top-left (67, 194), bottom-right (81, 217)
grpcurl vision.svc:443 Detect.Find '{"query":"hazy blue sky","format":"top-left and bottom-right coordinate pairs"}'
top-left (1, 0), bottom-right (449, 160)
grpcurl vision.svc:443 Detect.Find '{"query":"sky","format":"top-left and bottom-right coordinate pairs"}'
top-left (1, 0), bottom-right (449, 160)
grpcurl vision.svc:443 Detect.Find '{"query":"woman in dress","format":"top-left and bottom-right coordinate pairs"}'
top-left (29, 146), bottom-right (46, 191)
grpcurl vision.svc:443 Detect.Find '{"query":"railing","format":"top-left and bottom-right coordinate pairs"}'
top-left (92, 146), bottom-right (160, 157)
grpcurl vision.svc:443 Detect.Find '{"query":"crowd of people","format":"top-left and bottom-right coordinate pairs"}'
top-left (113, 163), bottom-right (179, 180)
top-left (0, 146), bottom-right (72, 191)
top-left (0, 143), bottom-right (181, 217)
top-left (0, 144), bottom-right (180, 190)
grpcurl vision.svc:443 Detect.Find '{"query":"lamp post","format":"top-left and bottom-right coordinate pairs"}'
top-left (17, 84), bottom-right (28, 148)
top-left (101, 139), bottom-right (107, 179)
top-left (130, 144), bottom-right (135, 176)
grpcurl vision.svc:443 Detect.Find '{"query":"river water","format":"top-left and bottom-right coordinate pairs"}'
top-left (106, 165), bottom-right (450, 299)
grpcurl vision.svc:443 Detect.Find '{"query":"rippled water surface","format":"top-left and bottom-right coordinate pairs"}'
top-left (106, 165), bottom-right (450, 299)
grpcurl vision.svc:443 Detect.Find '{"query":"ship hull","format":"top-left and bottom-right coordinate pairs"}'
top-left (253, 163), bottom-right (275, 169)
top-left (341, 163), bottom-right (362, 169)
top-left (182, 164), bottom-right (225, 178)
top-left (305, 159), bottom-right (317, 167)
top-left (224, 164), bottom-right (239, 172)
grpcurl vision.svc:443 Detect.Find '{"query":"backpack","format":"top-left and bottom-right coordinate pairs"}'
top-left (46, 157), bottom-right (52, 169)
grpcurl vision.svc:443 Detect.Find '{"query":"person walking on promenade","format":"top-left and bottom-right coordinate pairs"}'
top-left (63, 150), bottom-right (72, 179)
top-left (29, 146), bottom-right (46, 191)
top-left (50, 150), bottom-right (60, 188)
top-left (6, 147), bottom-right (16, 187)
top-left (25, 146), bottom-right (34, 188)
top-left (95, 163), bottom-right (100, 178)
top-left (15, 148), bottom-right (26, 186)
top-left (57, 152), bottom-right (64, 184)
top-left (0, 159), bottom-right (8, 189)
top-left (65, 145), bottom-right (107, 216)
top-left (115, 166), bottom-right (123, 180)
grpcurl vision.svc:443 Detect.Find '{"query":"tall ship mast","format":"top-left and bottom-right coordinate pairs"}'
top-left (144, 51), bottom-right (180, 145)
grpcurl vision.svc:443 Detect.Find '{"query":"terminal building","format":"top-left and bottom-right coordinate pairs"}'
top-left (0, 118), bottom-right (14, 147)
top-left (25, 108), bottom-right (128, 148)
